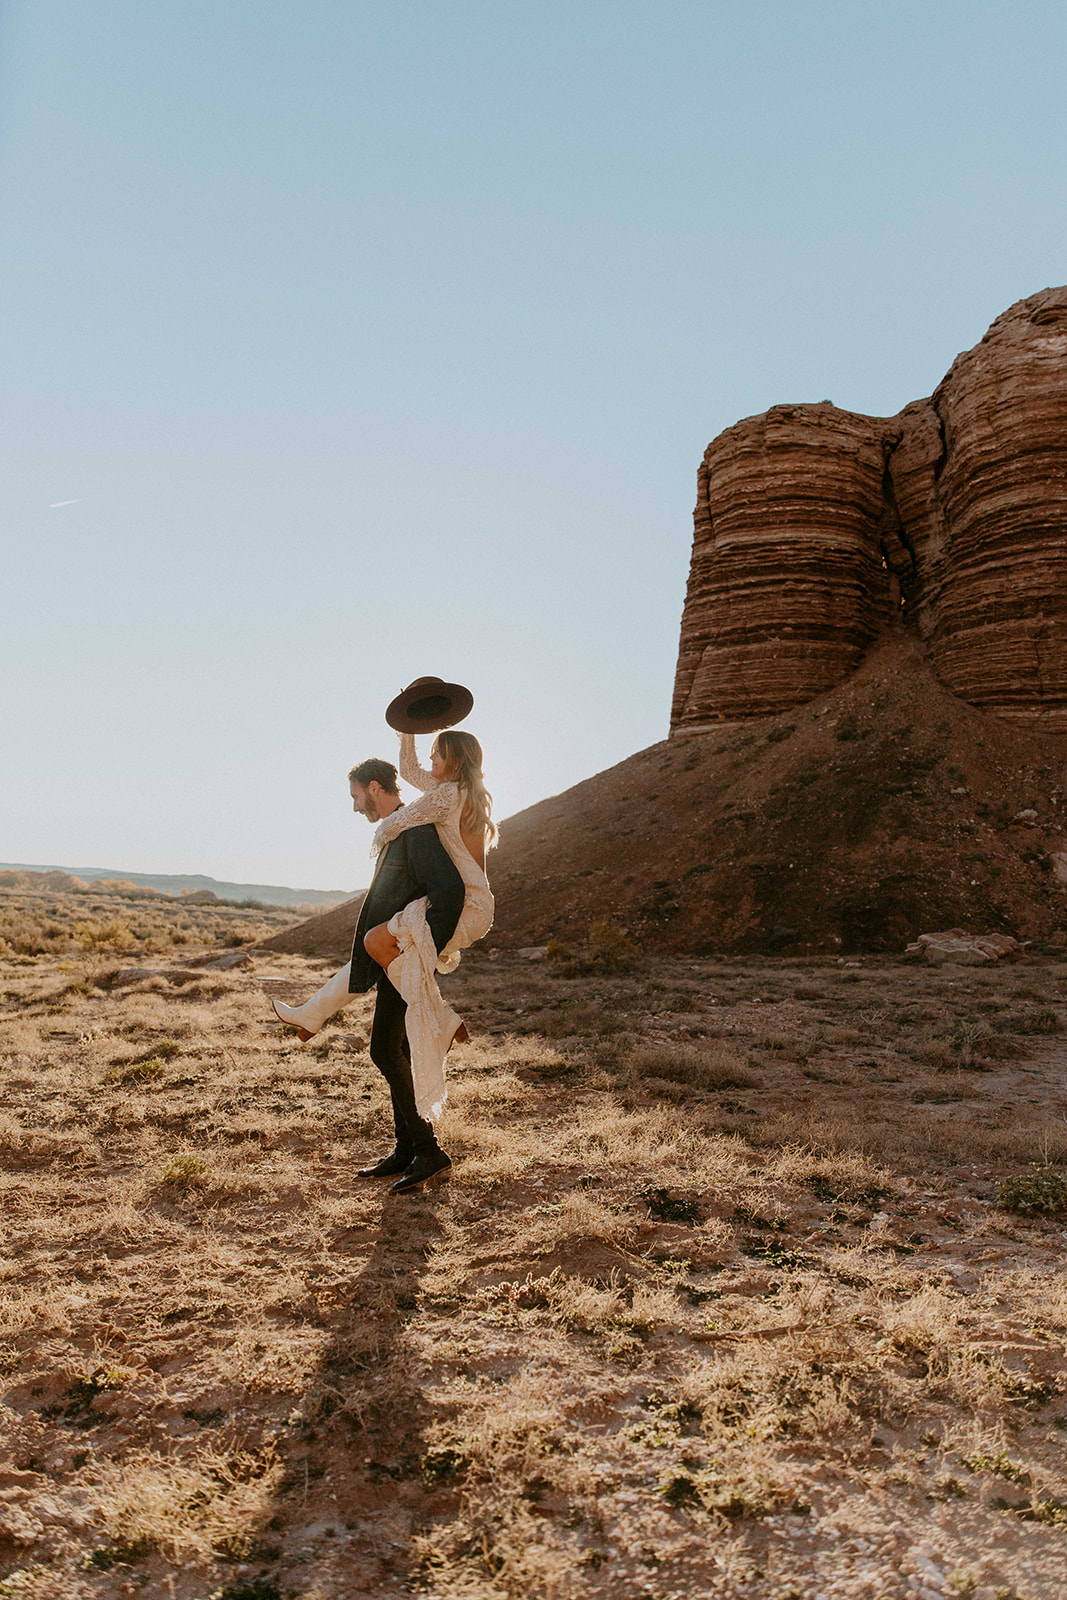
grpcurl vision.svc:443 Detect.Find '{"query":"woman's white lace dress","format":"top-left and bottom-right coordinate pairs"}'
top-left (369, 735), bottom-right (495, 1121)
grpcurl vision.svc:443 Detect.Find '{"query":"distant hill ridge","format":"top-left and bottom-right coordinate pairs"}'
top-left (0, 863), bottom-right (354, 909)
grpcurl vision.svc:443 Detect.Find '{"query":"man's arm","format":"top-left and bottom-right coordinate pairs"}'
top-left (404, 826), bottom-right (465, 954)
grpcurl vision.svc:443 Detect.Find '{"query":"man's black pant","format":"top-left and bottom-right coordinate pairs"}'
top-left (369, 972), bottom-right (440, 1158)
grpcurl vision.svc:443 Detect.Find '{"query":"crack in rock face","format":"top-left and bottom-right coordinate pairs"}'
top-left (671, 286), bottom-right (1067, 734)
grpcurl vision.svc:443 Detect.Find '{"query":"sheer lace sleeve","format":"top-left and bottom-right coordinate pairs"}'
top-left (371, 782), bottom-right (459, 856)
top-left (398, 733), bottom-right (436, 792)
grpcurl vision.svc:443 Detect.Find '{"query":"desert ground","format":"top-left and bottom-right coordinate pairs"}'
top-left (3, 891), bottom-right (1067, 1600)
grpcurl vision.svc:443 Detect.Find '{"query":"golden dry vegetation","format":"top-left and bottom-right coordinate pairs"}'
top-left (3, 895), bottom-right (1067, 1599)
top-left (0, 881), bottom-right (305, 960)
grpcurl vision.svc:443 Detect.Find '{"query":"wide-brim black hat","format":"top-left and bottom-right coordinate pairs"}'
top-left (385, 676), bottom-right (475, 734)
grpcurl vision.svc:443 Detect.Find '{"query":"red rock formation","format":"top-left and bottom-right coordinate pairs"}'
top-left (921, 286), bottom-right (1067, 728)
top-left (671, 404), bottom-right (893, 729)
top-left (672, 287), bottom-right (1067, 734)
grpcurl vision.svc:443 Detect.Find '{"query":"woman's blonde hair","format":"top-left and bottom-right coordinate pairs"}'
top-left (433, 729), bottom-right (496, 848)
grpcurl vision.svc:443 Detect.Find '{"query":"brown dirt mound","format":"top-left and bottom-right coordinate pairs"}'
top-left (257, 891), bottom-right (365, 958)
top-left (488, 631), bottom-right (1067, 955)
top-left (261, 634), bottom-right (1067, 959)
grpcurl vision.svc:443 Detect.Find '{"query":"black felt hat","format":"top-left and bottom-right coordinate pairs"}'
top-left (385, 676), bottom-right (475, 734)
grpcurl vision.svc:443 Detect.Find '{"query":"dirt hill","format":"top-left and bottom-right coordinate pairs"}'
top-left (486, 632), bottom-right (1067, 956)
top-left (259, 634), bottom-right (1067, 960)
top-left (257, 891), bottom-right (366, 959)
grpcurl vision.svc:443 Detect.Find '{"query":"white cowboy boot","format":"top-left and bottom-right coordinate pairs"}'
top-left (270, 963), bottom-right (356, 1040)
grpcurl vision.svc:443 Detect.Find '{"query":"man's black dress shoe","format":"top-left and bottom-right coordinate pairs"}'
top-left (391, 1149), bottom-right (452, 1193)
top-left (357, 1149), bottom-right (413, 1178)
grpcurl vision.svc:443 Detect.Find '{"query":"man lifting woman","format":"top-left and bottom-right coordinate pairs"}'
top-left (269, 678), bottom-right (495, 1193)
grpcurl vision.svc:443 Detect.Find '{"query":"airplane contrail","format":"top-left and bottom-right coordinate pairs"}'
top-left (49, 499), bottom-right (80, 508)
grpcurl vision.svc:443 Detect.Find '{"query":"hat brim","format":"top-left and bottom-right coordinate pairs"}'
top-left (385, 680), bottom-right (475, 734)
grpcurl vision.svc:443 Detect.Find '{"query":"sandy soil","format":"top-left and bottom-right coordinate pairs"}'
top-left (3, 927), bottom-right (1067, 1598)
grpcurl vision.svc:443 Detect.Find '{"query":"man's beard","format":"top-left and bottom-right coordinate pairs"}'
top-left (362, 800), bottom-right (380, 823)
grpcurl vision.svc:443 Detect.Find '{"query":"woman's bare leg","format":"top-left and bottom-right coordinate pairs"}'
top-left (365, 922), bottom-right (401, 970)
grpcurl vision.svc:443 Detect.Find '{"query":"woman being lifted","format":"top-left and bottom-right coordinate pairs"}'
top-left (363, 728), bottom-right (495, 981)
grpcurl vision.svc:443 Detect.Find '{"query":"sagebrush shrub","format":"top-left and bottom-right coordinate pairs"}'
top-left (997, 1165), bottom-right (1067, 1217)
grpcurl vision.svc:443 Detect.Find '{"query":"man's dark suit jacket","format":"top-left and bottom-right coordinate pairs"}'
top-left (347, 823), bottom-right (465, 994)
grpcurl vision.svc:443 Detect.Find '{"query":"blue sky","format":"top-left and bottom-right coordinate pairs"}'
top-left (2, 1), bottom-right (1065, 888)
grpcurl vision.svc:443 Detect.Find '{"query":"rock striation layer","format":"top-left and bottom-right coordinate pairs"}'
top-left (672, 286), bottom-right (1067, 733)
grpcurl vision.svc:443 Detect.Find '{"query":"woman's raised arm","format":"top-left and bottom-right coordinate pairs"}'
top-left (398, 732), bottom-right (436, 792)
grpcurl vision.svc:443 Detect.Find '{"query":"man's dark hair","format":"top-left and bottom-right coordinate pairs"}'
top-left (348, 758), bottom-right (399, 793)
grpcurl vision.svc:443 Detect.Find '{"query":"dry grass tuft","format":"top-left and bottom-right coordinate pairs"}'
top-left (623, 1038), bottom-right (756, 1092)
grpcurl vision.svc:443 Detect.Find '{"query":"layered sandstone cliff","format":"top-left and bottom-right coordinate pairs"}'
top-left (671, 405), bottom-right (893, 727)
top-left (927, 290), bottom-right (1067, 723)
top-left (671, 286), bottom-right (1067, 733)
